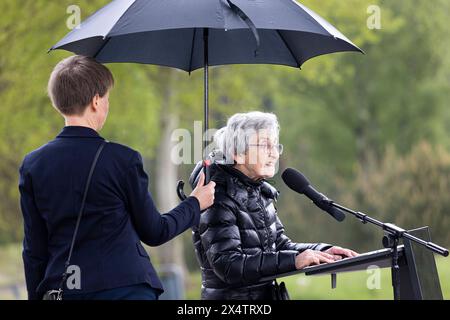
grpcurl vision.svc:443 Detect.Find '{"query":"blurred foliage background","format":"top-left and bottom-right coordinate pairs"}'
top-left (0, 0), bottom-right (449, 299)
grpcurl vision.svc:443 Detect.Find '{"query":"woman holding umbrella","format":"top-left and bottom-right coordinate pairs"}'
top-left (19, 55), bottom-right (215, 300)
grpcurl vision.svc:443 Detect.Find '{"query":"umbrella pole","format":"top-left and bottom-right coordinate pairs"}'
top-left (203, 28), bottom-right (209, 156)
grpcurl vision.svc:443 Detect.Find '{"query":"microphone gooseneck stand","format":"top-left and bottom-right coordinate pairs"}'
top-left (322, 199), bottom-right (449, 300)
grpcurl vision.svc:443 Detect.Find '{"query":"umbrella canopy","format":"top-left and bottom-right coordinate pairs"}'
top-left (50, 0), bottom-right (363, 157)
top-left (51, 0), bottom-right (362, 71)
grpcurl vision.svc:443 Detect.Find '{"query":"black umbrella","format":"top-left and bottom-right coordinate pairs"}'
top-left (50, 0), bottom-right (362, 154)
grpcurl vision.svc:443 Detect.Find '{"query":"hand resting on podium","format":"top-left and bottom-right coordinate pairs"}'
top-left (295, 246), bottom-right (359, 269)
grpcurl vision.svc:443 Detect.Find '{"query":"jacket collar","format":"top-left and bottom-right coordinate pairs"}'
top-left (56, 126), bottom-right (104, 139)
top-left (219, 164), bottom-right (263, 187)
top-left (215, 164), bottom-right (279, 200)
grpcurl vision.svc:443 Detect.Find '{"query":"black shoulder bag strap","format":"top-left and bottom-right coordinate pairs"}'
top-left (55, 140), bottom-right (108, 300)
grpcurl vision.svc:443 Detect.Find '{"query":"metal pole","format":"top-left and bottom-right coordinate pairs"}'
top-left (203, 28), bottom-right (209, 156)
top-left (392, 238), bottom-right (401, 300)
top-left (331, 201), bottom-right (449, 257)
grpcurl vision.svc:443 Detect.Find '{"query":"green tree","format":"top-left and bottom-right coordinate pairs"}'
top-left (0, 1), bottom-right (161, 243)
top-left (350, 142), bottom-right (450, 247)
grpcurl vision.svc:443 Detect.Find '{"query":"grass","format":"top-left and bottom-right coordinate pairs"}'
top-left (1, 243), bottom-right (448, 300)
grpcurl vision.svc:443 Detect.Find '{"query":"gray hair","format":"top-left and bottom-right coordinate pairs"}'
top-left (214, 111), bottom-right (280, 163)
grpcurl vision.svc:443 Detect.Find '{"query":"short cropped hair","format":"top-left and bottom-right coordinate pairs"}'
top-left (214, 111), bottom-right (280, 163)
top-left (47, 55), bottom-right (114, 115)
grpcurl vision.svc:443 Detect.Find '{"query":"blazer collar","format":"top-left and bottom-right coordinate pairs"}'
top-left (56, 126), bottom-right (104, 139)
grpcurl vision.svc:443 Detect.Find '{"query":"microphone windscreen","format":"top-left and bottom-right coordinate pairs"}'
top-left (281, 168), bottom-right (310, 194)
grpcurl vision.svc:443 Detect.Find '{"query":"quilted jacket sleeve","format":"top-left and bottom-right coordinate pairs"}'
top-left (275, 215), bottom-right (332, 252)
top-left (199, 201), bottom-right (299, 285)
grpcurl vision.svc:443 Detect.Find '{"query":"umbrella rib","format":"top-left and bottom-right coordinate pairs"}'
top-left (91, 0), bottom-right (143, 60)
top-left (188, 28), bottom-right (197, 73)
top-left (276, 30), bottom-right (301, 68)
top-left (93, 37), bottom-right (111, 59)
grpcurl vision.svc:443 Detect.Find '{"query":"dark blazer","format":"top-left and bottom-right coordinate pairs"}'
top-left (19, 126), bottom-right (200, 300)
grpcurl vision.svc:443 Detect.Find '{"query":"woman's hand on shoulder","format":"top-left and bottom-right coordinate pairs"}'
top-left (190, 171), bottom-right (216, 211)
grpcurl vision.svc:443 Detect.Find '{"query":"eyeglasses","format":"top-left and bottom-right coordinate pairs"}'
top-left (248, 143), bottom-right (284, 155)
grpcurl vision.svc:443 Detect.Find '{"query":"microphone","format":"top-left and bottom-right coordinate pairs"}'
top-left (281, 168), bottom-right (346, 222)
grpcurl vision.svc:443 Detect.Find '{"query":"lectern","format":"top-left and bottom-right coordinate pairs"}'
top-left (261, 227), bottom-right (444, 300)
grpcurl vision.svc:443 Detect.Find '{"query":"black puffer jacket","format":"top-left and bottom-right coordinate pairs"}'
top-left (193, 164), bottom-right (332, 300)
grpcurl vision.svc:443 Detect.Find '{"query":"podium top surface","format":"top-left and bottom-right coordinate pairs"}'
top-left (260, 245), bottom-right (404, 282)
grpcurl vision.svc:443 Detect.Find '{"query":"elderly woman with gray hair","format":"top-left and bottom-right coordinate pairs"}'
top-left (192, 111), bottom-right (358, 300)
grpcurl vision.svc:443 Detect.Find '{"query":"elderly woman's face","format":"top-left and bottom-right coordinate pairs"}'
top-left (235, 129), bottom-right (280, 180)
